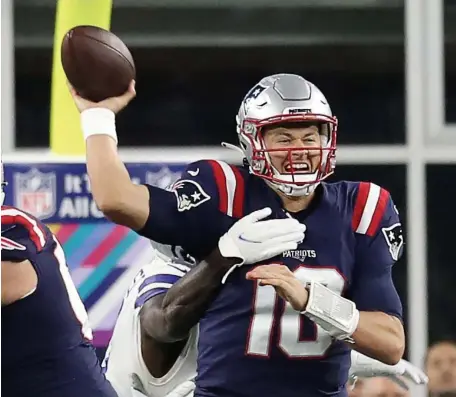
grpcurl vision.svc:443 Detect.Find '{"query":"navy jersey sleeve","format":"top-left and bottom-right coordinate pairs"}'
top-left (349, 182), bottom-right (404, 319)
top-left (1, 206), bottom-right (48, 262)
top-left (138, 160), bottom-right (244, 258)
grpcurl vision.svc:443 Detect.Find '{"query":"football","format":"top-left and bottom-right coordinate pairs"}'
top-left (61, 25), bottom-right (136, 102)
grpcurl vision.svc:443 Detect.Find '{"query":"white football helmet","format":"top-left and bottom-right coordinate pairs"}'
top-left (235, 74), bottom-right (338, 196)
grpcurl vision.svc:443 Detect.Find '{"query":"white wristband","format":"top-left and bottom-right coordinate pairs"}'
top-left (301, 281), bottom-right (360, 342)
top-left (81, 108), bottom-right (118, 144)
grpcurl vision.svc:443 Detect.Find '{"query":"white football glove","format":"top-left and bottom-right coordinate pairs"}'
top-left (349, 350), bottom-right (428, 390)
top-left (164, 380), bottom-right (195, 397)
top-left (218, 207), bottom-right (306, 283)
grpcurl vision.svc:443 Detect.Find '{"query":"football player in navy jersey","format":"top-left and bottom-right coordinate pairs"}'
top-left (1, 164), bottom-right (117, 397)
top-left (70, 74), bottom-right (409, 397)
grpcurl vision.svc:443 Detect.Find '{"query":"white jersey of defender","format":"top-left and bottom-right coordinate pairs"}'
top-left (103, 255), bottom-right (198, 397)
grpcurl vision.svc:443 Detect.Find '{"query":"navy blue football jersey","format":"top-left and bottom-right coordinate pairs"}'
top-left (1, 205), bottom-right (117, 397)
top-left (139, 160), bottom-right (404, 397)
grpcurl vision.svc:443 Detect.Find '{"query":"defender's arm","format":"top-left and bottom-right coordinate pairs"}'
top-left (140, 248), bottom-right (236, 343)
top-left (141, 208), bottom-right (305, 343)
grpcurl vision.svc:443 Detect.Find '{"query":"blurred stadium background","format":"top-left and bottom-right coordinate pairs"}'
top-left (1, 1), bottom-right (456, 396)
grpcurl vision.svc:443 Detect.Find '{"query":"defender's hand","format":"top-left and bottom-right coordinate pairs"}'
top-left (67, 80), bottom-right (136, 114)
top-left (349, 350), bottom-right (428, 390)
top-left (218, 208), bottom-right (305, 284)
top-left (246, 264), bottom-right (309, 311)
top-left (218, 207), bottom-right (305, 266)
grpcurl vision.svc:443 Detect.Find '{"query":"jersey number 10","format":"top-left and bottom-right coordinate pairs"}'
top-left (246, 266), bottom-right (345, 358)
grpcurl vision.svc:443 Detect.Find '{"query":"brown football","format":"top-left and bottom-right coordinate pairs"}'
top-left (61, 25), bottom-right (136, 102)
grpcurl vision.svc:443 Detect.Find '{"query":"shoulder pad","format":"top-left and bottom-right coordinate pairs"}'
top-left (133, 257), bottom-right (191, 308)
top-left (177, 159), bottom-right (245, 218)
top-left (351, 182), bottom-right (391, 236)
top-left (1, 206), bottom-right (49, 261)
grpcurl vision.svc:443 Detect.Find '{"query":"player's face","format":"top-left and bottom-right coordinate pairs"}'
top-left (426, 342), bottom-right (456, 393)
top-left (262, 123), bottom-right (323, 175)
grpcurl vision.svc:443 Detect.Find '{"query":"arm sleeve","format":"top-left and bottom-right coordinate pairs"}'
top-left (349, 183), bottom-right (404, 319)
top-left (137, 160), bottom-right (240, 258)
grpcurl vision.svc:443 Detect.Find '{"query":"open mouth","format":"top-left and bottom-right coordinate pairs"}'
top-left (283, 163), bottom-right (311, 174)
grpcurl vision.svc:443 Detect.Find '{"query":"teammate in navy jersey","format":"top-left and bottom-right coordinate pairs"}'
top-left (1, 166), bottom-right (117, 397)
top-left (70, 74), bottom-right (406, 397)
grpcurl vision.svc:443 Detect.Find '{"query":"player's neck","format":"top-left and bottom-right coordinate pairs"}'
top-left (277, 190), bottom-right (315, 213)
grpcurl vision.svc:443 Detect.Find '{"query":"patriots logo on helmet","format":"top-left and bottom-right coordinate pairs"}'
top-left (243, 84), bottom-right (266, 113)
top-left (381, 223), bottom-right (404, 261)
top-left (172, 180), bottom-right (211, 212)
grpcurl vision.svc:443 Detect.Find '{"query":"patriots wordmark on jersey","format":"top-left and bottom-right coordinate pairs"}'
top-left (103, 257), bottom-right (198, 397)
top-left (136, 158), bottom-right (404, 397)
top-left (1, 205), bottom-right (117, 397)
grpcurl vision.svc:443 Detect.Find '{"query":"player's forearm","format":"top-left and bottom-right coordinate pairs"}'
top-left (350, 311), bottom-right (405, 365)
top-left (86, 135), bottom-right (152, 231)
top-left (142, 249), bottom-right (237, 342)
top-left (85, 135), bottom-right (132, 210)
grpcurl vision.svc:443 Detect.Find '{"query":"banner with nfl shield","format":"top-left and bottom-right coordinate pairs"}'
top-left (3, 162), bottom-right (186, 347)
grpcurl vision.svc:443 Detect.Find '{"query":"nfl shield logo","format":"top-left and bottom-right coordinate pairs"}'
top-left (14, 168), bottom-right (57, 220)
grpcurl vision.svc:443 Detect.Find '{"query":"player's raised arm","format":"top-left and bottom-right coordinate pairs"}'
top-left (69, 84), bottom-right (253, 253)
top-left (68, 84), bottom-right (217, 245)
top-left (68, 82), bottom-right (152, 231)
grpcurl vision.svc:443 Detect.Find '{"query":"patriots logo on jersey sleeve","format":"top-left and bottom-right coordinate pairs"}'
top-left (172, 180), bottom-right (211, 212)
top-left (381, 223), bottom-right (404, 261)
